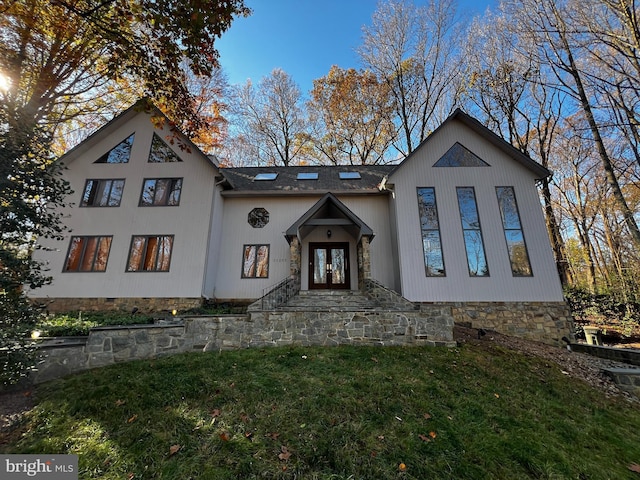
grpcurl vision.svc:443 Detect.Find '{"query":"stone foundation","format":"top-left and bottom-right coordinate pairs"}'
top-left (441, 301), bottom-right (574, 347)
top-left (30, 297), bottom-right (203, 313)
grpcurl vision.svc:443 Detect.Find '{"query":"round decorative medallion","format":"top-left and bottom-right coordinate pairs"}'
top-left (248, 207), bottom-right (269, 228)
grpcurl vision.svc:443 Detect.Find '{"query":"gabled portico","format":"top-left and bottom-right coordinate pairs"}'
top-left (285, 193), bottom-right (374, 292)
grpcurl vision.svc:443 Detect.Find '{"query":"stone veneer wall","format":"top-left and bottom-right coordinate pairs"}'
top-left (30, 310), bottom-right (456, 384)
top-left (31, 297), bottom-right (203, 313)
top-left (442, 301), bottom-right (575, 347)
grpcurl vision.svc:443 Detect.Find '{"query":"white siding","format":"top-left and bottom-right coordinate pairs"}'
top-left (389, 119), bottom-right (564, 302)
top-left (31, 110), bottom-right (218, 299)
top-left (213, 194), bottom-right (395, 300)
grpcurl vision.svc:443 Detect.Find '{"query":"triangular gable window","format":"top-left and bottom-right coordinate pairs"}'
top-left (433, 142), bottom-right (490, 167)
top-left (95, 134), bottom-right (134, 163)
top-left (148, 133), bottom-right (183, 163)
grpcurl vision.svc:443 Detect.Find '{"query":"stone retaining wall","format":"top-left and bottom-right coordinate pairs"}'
top-left (30, 310), bottom-right (455, 384)
top-left (570, 344), bottom-right (640, 366)
top-left (31, 297), bottom-right (203, 313)
top-left (441, 301), bottom-right (574, 347)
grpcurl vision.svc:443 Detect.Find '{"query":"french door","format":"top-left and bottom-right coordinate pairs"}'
top-left (309, 243), bottom-right (350, 290)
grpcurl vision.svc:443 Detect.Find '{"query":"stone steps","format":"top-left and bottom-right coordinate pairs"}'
top-left (281, 290), bottom-right (383, 312)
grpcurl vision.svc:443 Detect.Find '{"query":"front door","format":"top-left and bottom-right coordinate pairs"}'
top-left (309, 243), bottom-right (350, 290)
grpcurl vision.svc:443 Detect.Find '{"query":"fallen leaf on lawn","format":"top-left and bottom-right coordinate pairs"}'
top-left (168, 444), bottom-right (181, 456)
top-left (127, 414), bottom-right (138, 423)
top-left (423, 413), bottom-right (432, 420)
top-left (494, 393), bottom-right (500, 398)
top-left (278, 446), bottom-right (291, 461)
top-left (127, 473), bottom-right (134, 480)
top-left (447, 416), bottom-right (453, 420)
top-left (211, 408), bottom-right (221, 418)
top-left (399, 462), bottom-right (407, 471)
top-left (371, 357), bottom-right (378, 363)
top-left (629, 463), bottom-right (640, 473)
top-left (219, 432), bottom-right (230, 442)
top-left (240, 413), bottom-right (249, 423)
top-left (429, 431), bottom-right (437, 439)
top-left (244, 431), bottom-right (253, 441)
top-left (115, 399), bottom-right (126, 407)
top-left (418, 434), bottom-right (431, 442)
top-left (561, 371), bottom-right (570, 375)
top-left (265, 432), bottom-right (280, 441)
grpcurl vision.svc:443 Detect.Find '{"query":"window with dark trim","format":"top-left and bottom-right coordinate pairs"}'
top-left (64, 236), bottom-right (112, 272)
top-left (456, 187), bottom-right (489, 277)
top-left (80, 179), bottom-right (125, 207)
top-left (148, 133), bottom-right (183, 163)
top-left (126, 235), bottom-right (174, 272)
top-left (496, 187), bottom-right (532, 276)
top-left (95, 134), bottom-right (134, 163)
top-left (416, 187), bottom-right (445, 276)
top-left (242, 244), bottom-right (269, 278)
top-left (139, 178), bottom-right (183, 206)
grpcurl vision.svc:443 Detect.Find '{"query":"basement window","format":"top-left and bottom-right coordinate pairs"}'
top-left (254, 173), bottom-right (278, 181)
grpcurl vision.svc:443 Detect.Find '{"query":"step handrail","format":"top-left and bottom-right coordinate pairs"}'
top-left (260, 276), bottom-right (300, 310)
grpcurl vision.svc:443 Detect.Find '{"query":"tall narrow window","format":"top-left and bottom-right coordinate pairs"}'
top-left (127, 235), bottom-right (174, 272)
top-left (496, 187), bottom-right (532, 276)
top-left (140, 178), bottom-right (183, 206)
top-left (148, 134), bottom-right (183, 163)
top-left (80, 179), bottom-right (125, 207)
top-left (416, 188), bottom-right (445, 276)
top-left (95, 134), bottom-right (134, 163)
top-left (242, 244), bottom-right (269, 278)
top-left (64, 236), bottom-right (112, 272)
top-left (456, 187), bottom-right (489, 276)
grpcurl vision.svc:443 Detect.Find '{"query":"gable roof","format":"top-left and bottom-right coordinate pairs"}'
top-left (285, 192), bottom-right (374, 243)
top-left (56, 98), bottom-right (219, 169)
top-left (389, 109), bottom-right (551, 180)
top-left (219, 165), bottom-right (394, 196)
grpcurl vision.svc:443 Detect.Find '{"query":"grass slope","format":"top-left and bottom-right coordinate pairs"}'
top-left (3, 343), bottom-right (640, 479)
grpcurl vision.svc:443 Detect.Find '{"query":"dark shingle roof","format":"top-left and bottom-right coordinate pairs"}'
top-left (220, 165), bottom-right (394, 195)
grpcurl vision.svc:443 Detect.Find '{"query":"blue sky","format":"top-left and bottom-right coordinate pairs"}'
top-left (216, 0), bottom-right (497, 96)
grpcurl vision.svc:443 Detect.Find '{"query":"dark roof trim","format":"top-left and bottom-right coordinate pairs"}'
top-left (388, 109), bottom-right (551, 180)
top-left (285, 192), bottom-right (374, 242)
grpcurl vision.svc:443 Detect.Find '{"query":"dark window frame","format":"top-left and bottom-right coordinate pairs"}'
top-left (139, 178), bottom-right (183, 206)
top-left (495, 186), bottom-right (533, 277)
top-left (126, 235), bottom-right (174, 272)
top-left (241, 244), bottom-right (270, 279)
top-left (148, 133), bottom-right (183, 163)
top-left (63, 235), bottom-right (113, 272)
top-left (416, 187), bottom-right (446, 277)
top-left (80, 179), bottom-right (126, 207)
top-left (94, 134), bottom-right (134, 164)
top-left (456, 186), bottom-right (490, 277)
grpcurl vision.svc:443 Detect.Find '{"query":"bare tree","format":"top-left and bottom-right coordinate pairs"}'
top-left (229, 69), bottom-right (308, 166)
top-left (502, 0), bottom-right (640, 250)
top-left (358, 0), bottom-right (464, 156)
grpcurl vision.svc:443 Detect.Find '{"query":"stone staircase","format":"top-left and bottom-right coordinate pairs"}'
top-left (281, 290), bottom-right (383, 311)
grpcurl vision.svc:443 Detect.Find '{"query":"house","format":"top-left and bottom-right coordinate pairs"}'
top-left (29, 101), bottom-right (574, 345)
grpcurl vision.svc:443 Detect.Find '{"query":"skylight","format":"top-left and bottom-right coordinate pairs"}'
top-left (254, 173), bottom-right (278, 181)
top-left (339, 171), bottom-right (361, 180)
top-left (297, 172), bottom-right (319, 180)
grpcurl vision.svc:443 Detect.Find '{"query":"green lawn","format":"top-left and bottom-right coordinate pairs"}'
top-left (3, 342), bottom-right (640, 479)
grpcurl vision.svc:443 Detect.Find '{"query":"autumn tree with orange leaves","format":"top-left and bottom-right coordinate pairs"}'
top-left (0, 0), bottom-right (249, 384)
